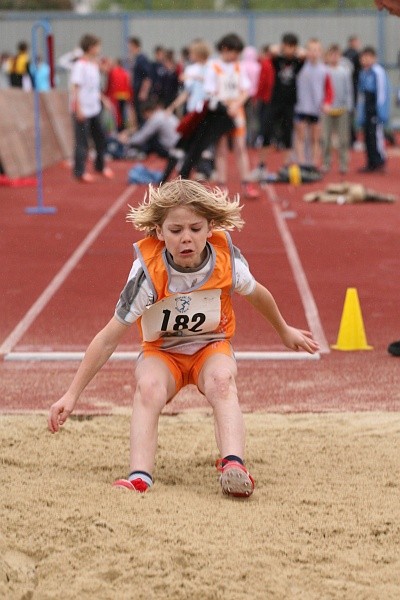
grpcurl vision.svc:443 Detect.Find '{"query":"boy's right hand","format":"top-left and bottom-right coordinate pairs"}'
top-left (48, 393), bottom-right (76, 433)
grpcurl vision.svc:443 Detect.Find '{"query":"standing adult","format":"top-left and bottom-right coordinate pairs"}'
top-left (128, 37), bottom-right (152, 127)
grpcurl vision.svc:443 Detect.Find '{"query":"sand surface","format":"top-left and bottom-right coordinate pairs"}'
top-left (1, 411), bottom-right (400, 600)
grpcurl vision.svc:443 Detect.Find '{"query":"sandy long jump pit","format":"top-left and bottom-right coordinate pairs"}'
top-left (1, 410), bottom-right (400, 600)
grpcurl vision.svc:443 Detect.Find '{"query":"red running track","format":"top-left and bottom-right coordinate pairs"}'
top-left (1, 148), bottom-right (399, 413)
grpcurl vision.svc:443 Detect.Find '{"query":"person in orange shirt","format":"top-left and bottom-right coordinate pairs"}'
top-left (48, 179), bottom-right (319, 498)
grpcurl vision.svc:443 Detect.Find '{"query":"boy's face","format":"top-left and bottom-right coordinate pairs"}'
top-left (360, 53), bottom-right (375, 69)
top-left (307, 41), bottom-right (322, 62)
top-left (326, 50), bottom-right (340, 66)
top-left (282, 43), bottom-right (296, 58)
top-left (220, 48), bottom-right (240, 63)
top-left (87, 43), bottom-right (101, 59)
top-left (156, 206), bottom-right (213, 269)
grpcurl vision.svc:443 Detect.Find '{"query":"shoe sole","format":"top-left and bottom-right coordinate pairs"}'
top-left (220, 466), bottom-right (254, 498)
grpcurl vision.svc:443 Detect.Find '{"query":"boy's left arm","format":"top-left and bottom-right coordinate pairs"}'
top-left (244, 282), bottom-right (319, 354)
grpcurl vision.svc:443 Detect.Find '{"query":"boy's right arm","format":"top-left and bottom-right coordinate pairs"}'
top-left (48, 317), bottom-right (130, 433)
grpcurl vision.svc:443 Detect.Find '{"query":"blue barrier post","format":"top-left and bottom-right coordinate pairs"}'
top-left (26, 19), bottom-right (57, 215)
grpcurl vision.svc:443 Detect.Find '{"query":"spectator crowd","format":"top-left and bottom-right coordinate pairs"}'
top-left (0, 29), bottom-right (395, 187)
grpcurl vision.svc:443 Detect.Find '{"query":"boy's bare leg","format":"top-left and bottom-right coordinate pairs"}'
top-left (233, 134), bottom-right (251, 181)
top-left (214, 136), bottom-right (229, 184)
top-left (311, 122), bottom-right (322, 168)
top-left (130, 356), bottom-right (176, 474)
top-left (198, 353), bottom-right (245, 458)
top-left (294, 120), bottom-right (306, 165)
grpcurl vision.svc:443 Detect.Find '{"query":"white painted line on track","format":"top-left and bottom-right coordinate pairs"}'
top-left (4, 350), bottom-right (320, 362)
top-left (265, 184), bottom-right (330, 354)
top-left (0, 185), bottom-right (136, 356)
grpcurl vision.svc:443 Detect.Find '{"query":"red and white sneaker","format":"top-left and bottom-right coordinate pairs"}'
top-left (242, 182), bottom-right (259, 200)
top-left (76, 173), bottom-right (95, 184)
top-left (216, 459), bottom-right (255, 498)
top-left (101, 167), bottom-right (114, 179)
top-left (112, 478), bottom-right (149, 493)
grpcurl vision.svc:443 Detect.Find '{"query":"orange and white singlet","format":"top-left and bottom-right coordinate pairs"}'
top-left (115, 231), bottom-right (256, 355)
top-left (204, 59), bottom-right (250, 135)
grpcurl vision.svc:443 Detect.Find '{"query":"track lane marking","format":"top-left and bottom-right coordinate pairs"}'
top-left (4, 350), bottom-right (320, 361)
top-left (0, 185), bottom-right (136, 356)
top-left (265, 184), bottom-right (330, 354)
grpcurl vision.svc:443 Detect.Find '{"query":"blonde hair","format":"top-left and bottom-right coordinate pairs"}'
top-left (127, 178), bottom-right (244, 237)
top-left (189, 39), bottom-right (211, 62)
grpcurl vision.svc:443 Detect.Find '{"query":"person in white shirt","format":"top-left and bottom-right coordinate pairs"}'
top-left (204, 33), bottom-right (259, 199)
top-left (70, 34), bottom-right (113, 183)
top-left (124, 98), bottom-right (179, 158)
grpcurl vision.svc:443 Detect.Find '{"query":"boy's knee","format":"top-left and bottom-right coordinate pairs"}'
top-left (135, 376), bottom-right (168, 408)
top-left (204, 367), bottom-right (235, 398)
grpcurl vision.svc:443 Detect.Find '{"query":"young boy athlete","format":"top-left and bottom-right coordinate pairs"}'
top-left (48, 179), bottom-right (319, 498)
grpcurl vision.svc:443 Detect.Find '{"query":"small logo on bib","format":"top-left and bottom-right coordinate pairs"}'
top-left (175, 296), bottom-right (191, 314)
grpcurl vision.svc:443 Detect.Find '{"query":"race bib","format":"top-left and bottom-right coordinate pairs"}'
top-left (141, 289), bottom-right (222, 342)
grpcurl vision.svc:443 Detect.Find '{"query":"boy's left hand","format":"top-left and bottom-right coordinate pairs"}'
top-left (280, 326), bottom-right (320, 354)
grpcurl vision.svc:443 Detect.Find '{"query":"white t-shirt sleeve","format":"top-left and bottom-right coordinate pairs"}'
top-left (239, 62), bottom-right (251, 93)
top-left (70, 60), bottom-right (85, 86)
top-left (114, 259), bottom-right (154, 325)
top-left (233, 247), bottom-right (256, 295)
top-left (203, 60), bottom-right (218, 96)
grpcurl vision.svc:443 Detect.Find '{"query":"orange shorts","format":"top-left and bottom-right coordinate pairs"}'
top-left (139, 340), bottom-right (234, 393)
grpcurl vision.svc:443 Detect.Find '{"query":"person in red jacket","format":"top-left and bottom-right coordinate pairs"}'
top-left (103, 58), bottom-right (132, 131)
top-left (254, 45), bottom-right (275, 179)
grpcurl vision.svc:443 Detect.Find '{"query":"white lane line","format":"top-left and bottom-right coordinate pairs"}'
top-left (265, 184), bottom-right (330, 354)
top-left (0, 185), bottom-right (136, 356)
top-left (4, 351), bottom-right (320, 361)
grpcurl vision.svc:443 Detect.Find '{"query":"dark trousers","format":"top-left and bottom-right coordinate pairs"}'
top-left (73, 113), bottom-right (106, 178)
top-left (260, 102), bottom-right (295, 149)
top-left (364, 94), bottom-right (385, 169)
top-left (162, 107), bottom-right (234, 182)
top-left (136, 134), bottom-right (170, 158)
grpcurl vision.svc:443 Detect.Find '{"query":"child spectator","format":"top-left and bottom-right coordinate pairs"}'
top-left (158, 49), bottom-right (180, 108)
top-left (343, 35), bottom-right (361, 146)
top-left (241, 46), bottom-right (262, 147)
top-left (150, 45), bottom-right (166, 104)
top-left (119, 97), bottom-right (179, 158)
top-left (9, 41), bottom-right (32, 90)
top-left (48, 178), bottom-right (319, 497)
top-left (255, 33), bottom-right (305, 180)
top-left (103, 58), bottom-right (132, 131)
top-left (254, 44), bottom-right (275, 179)
top-left (30, 55), bottom-right (51, 92)
top-left (70, 34), bottom-right (113, 183)
top-left (294, 38), bottom-right (333, 170)
top-left (204, 33), bottom-right (259, 199)
top-left (356, 46), bottom-right (390, 172)
top-left (168, 39), bottom-right (211, 115)
top-left (128, 37), bottom-right (153, 126)
top-left (322, 44), bottom-right (353, 174)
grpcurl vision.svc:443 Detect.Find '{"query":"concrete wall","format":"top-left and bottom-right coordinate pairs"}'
top-left (1, 9), bottom-right (397, 62)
